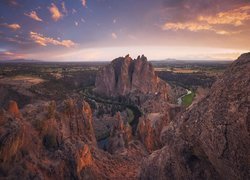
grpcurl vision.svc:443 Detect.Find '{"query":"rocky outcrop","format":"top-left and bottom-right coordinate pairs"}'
top-left (0, 99), bottom-right (98, 179)
top-left (0, 114), bottom-right (24, 163)
top-left (62, 99), bottom-right (97, 145)
top-left (107, 112), bottom-right (133, 154)
top-left (94, 55), bottom-right (170, 99)
top-left (140, 53), bottom-right (250, 179)
top-left (137, 113), bottom-right (170, 152)
top-left (0, 99), bottom-right (148, 179)
top-left (7, 100), bottom-right (21, 118)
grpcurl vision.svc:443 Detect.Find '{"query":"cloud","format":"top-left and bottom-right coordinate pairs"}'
top-left (2, 36), bottom-right (31, 45)
top-left (30, 31), bottom-right (76, 47)
top-left (6, 0), bottom-right (19, 6)
top-left (111, 32), bottom-right (117, 39)
top-left (162, 22), bottom-right (235, 35)
top-left (128, 34), bottom-right (137, 40)
top-left (198, 5), bottom-right (250, 26)
top-left (0, 51), bottom-right (26, 60)
top-left (72, 9), bottom-right (77, 14)
top-left (61, 2), bottom-right (68, 14)
top-left (81, 0), bottom-right (86, 7)
top-left (81, 18), bottom-right (86, 23)
top-left (49, 3), bottom-right (63, 21)
top-left (162, 22), bottom-right (212, 31)
top-left (1, 23), bottom-right (21, 30)
top-left (162, 4), bottom-right (250, 35)
top-left (25, 11), bottom-right (43, 22)
top-left (2, 51), bottom-right (14, 55)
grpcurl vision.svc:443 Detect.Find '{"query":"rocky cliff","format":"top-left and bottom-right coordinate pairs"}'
top-left (94, 55), bottom-right (170, 99)
top-left (0, 99), bottom-right (147, 179)
top-left (140, 53), bottom-right (250, 179)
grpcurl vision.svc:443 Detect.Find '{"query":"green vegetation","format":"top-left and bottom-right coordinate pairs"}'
top-left (182, 91), bottom-right (195, 106)
top-left (126, 108), bottom-right (134, 123)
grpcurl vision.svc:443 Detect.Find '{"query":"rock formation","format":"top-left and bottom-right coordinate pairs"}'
top-left (0, 115), bottom-right (24, 163)
top-left (140, 53), bottom-right (250, 179)
top-left (62, 99), bottom-right (97, 145)
top-left (0, 99), bottom-right (98, 179)
top-left (0, 100), bottom-right (147, 179)
top-left (94, 55), bottom-right (170, 99)
top-left (107, 112), bottom-right (133, 154)
top-left (137, 113), bottom-right (170, 152)
top-left (7, 100), bottom-right (21, 118)
top-left (1, 53), bottom-right (249, 179)
top-left (94, 55), bottom-right (180, 154)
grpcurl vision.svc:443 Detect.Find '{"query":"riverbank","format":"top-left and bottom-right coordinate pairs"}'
top-left (177, 89), bottom-right (195, 106)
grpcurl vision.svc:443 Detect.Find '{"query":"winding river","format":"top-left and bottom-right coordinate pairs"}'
top-left (177, 89), bottom-right (192, 105)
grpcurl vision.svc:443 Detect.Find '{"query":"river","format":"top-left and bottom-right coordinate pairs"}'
top-left (177, 89), bottom-right (192, 105)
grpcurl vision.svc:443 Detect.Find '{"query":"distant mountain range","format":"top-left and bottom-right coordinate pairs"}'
top-left (0, 58), bottom-right (233, 64)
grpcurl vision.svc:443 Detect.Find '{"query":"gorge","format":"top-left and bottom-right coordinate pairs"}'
top-left (0, 53), bottom-right (249, 179)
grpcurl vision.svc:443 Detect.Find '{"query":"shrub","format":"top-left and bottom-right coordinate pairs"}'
top-left (126, 108), bottom-right (134, 123)
top-left (43, 132), bottom-right (58, 150)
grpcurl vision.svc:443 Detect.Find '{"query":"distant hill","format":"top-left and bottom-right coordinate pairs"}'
top-left (0, 59), bottom-right (43, 63)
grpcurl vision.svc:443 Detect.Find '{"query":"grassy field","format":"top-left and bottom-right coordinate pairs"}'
top-left (182, 91), bottom-right (195, 106)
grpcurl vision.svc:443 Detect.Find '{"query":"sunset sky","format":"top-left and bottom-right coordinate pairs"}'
top-left (0, 0), bottom-right (249, 61)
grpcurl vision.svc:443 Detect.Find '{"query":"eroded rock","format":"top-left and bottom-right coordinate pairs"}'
top-left (94, 55), bottom-right (170, 99)
top-left (140, 53), bottom-right (250, 179)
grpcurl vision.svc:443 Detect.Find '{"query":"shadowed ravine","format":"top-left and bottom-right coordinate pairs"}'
top-left (81, 91), bottom-right (142, 149)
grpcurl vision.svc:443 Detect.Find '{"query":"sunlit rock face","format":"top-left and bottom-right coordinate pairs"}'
top-left (136, 112), bottom-right (171, 152)
top-left (7, 100), bottom-right (21, 118)
top-left (140, 53), bottom-right (250, 180)
top-left (0, 99), bottom-right (99, 179)
top-left (107, 112), bottom-right (133, 154)
top-left (94, 55), bottom-right (170, 99)
top-left (0, 99), bottom-right (148, 179)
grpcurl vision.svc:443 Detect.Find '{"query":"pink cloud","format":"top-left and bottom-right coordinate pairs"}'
top-left (111, 32), bottom-right (118, 39)
top-left (162, 5), bottom-right (250, 35)
top-left (1, 23), bottom-right (21, 30)
top-left (0, 51), bottom-right (26, 60)
top-left (30, 31), bottom-right (77, 48)
top-left (49, 3), bottom-right (63, 21)
top-left (198, 5), bottom-right (250, 26)
top-left (25, 11), bottom-right (43, 22)
top-left (81, 0), bottom-right (86, 7)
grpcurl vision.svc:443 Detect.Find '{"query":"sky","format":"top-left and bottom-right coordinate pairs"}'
top-left (0, 0), bottom-right (249, 61)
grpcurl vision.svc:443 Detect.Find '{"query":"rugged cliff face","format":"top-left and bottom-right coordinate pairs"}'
top-left (0, 99), bottom-right (147, 179)
top-left (0, 99), bottom-right (98, 179)
top-left (94, 55), bottom-right (170, 99)
top-left (94, 55), bottom-right (179, 153)
top-left (140, 53), bottom-right (250, 179)
top-left (136, 113), bottom-right (170, 152)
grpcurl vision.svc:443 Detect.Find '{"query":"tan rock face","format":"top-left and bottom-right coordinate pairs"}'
top-left (76, 144), bottom-right (93, 174)
top-left (7, 100), bottom-right (21, 118)
top-left (137, 113), bottom-right (170, 152)
top-left (140, 53), bottom-right (250, 179)
top-left (0, 99), bottom-right (98, 179)
top-left (0, 99), bottom-right (147, 179)
top-left (107, 112), bottom-right (133, 154)
top-left (0, 118), bottom-right (24, 163)
top-left (62, 99), bottom-right (97, 145)
top-left (94, 55), bottom-right (170, 98)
